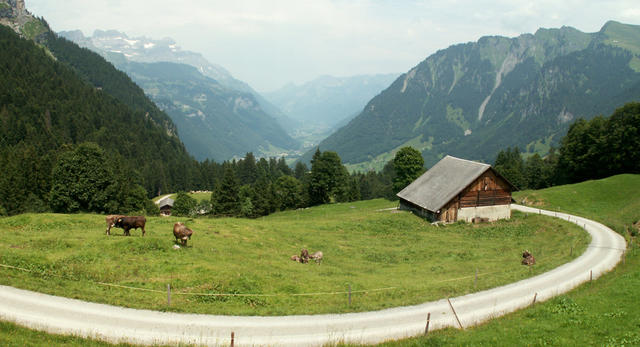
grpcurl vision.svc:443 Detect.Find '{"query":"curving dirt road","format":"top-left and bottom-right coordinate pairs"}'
top-left (0, 205), bottom-right (626, 346)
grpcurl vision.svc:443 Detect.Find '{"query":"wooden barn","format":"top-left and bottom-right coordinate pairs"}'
top-left (156, 197), bottom-right (174, 216)
top-left (397, 155), bottom-right (515, 223)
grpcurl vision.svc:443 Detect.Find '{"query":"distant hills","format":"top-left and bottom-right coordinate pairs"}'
top-left (60, 29), bottom-right (299, 161)
top-left (305, 21), bottom-right (640, 171)
top-left (263, 74), bottom-right (398, 146)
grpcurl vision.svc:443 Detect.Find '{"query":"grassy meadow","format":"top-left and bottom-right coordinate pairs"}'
top-left (0, 199), bottom-right (587, 318)
top-left (340, 174), bottom-right (640, 346)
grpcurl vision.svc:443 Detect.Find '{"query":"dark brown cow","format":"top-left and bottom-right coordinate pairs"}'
top-left (300, 249), bottom-right (310, 263)
top-left (105, 214), bottom-right (124, 235)
top-left (114, 216), bottom-right (146, 236)
top-left (521, 250), bottom-right (536, 265)
top-left (173, 222), bottom-right (193, 245)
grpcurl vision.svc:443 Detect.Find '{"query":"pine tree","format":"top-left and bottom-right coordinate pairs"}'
top-left (213, 164), bottom-right (241, 216)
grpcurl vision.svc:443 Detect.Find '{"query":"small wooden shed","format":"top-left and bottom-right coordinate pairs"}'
top-left (397, 155), bottom-right (515, 223)
top-left (156, 197), bottom-right (174, 216)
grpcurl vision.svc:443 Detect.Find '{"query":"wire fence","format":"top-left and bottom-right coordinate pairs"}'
top-left (1, 241), bottom-right (630, 300)
top-left (0, 261), bottom-right (532, 298)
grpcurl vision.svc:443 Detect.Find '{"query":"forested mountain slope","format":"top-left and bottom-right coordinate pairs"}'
top-left (60, 29), bottom-right (299, 159)
top-left (119, 61), bottom-right (298, 161)
top-left (307, 21), bottom-right (640, 170)
top-left (0, 23), bottom-right (200, 213)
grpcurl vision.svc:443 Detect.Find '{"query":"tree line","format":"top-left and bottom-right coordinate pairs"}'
top-left (493, 102), bottom-right (640, 190)
top-left (171, 149), bottom-right (403, 218)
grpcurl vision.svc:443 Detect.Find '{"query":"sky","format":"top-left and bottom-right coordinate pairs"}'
top-left (27, 0), bottom-right (640, 92)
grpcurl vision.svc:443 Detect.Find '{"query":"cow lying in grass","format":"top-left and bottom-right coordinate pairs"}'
top-left (522, 250), bottom-right (536, 265)
top-left (309, 251), bottom-right (323, 264)
top-left (113, 216), bottom-right (146, 236)
top-left (291, 249), bottom-right (323, 264)
top-left (173, 222), bottom-right (194, 246)
top-left (105, 215), bottom-right (124, 235)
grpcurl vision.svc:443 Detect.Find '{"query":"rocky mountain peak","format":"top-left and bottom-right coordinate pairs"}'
top-left (0, 0), bottom-right (47, 40)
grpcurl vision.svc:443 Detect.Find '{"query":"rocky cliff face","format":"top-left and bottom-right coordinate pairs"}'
top-left (0, 0), bottom-right (47, 40)
top-left (306, 21), bottom-right (640, 170)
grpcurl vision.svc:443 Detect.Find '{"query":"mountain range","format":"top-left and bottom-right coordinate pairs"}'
top-left (60, 29), bottom-right (299, 161)
top-left (305, 21), bottom-right (640, 171)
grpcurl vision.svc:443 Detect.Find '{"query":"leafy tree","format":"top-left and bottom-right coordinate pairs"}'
top-left (494, 147), bottom-right (526, 189)
top-left (274, 175), bottom-right (303, 210)
top-left (308, 150), bottom-right (349, 206)
top-left (49, 143), bottom-right (115, 213)
top-left (557, 102), bottom-right (640, 183)
top-left (172, 191), bottom-right (198, 217)
top-left (392, 146), bottom-right (425, 193)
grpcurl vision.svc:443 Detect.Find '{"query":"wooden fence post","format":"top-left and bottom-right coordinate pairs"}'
top-left (532, 292), bottom-right (537, 305)
top-left (348, 284), bottom-right (352, 307)
top-left (167, 284), bottom-right (171, 306)
top-left (230, 331), bottom-right (234, 347)
top-left (424, 312), bottom-right (431, 335)
top-left (447, 298), bottom-right (463, 329)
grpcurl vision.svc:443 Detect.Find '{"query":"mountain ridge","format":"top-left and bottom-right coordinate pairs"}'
top-left (60, 29), bottom-right (300, 161)
top-left (305, 21), bottom-right (640, 170)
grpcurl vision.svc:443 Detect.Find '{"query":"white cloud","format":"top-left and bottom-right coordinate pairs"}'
top-left (27, 0), bottom-right (640, 91)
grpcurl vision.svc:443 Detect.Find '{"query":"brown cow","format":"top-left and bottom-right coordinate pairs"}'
top-left (173, 222), bottom-right (193, 246)
top-left (105, 214), bottom-right (124, 235)
top-left (300, 249), bottom-right (310, 263)
top-left (114, 216), bottom-right (146, 236)
top-left (521, 250), bottom-right (536, 265)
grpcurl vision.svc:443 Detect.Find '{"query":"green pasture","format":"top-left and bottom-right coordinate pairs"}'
top-left (0, 199), bottom-right (586, 317)
top-left (343, 174), bottom-right (640, 346)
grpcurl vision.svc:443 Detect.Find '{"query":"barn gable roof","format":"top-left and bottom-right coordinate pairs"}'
top-left (156, 197), bottom-right (174, 208)
top-left (397, 155), bottom-right (507, 213)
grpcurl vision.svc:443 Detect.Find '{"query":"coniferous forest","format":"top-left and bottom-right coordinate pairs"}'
top-left (0, 22), bottom-right (395, 216)
top-left (1, 18), bottom-right (639, 219)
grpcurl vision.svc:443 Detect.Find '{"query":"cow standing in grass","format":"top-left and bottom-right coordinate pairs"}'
top-left (173, 222), bottom-right (193, 246)
top-left (105, 215), bottom-right (124, 235)
top-left (113, 216), bottom-right (147, 236)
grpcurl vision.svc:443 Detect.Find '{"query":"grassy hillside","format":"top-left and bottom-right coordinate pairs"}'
top-left (350, 174), bottom-right (640, 346)
top-left (514, 174), bottom-right (640, 234)
top-left (0, 199), bottom-right (586, 318)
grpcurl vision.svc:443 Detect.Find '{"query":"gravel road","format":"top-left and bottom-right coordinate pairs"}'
top-left (0, 204), bottom-right (626, 346)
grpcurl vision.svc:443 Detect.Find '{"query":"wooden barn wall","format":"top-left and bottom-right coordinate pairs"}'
top-left (436, 170), bottom-right (511, 222)
top-left (458, 170), bottom-right (511, 209)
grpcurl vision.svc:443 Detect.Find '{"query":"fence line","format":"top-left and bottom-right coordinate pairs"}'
top-left (0, 262), bottom-right (397, 297)
top-left (1, 256), bottom-right (588, 298)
